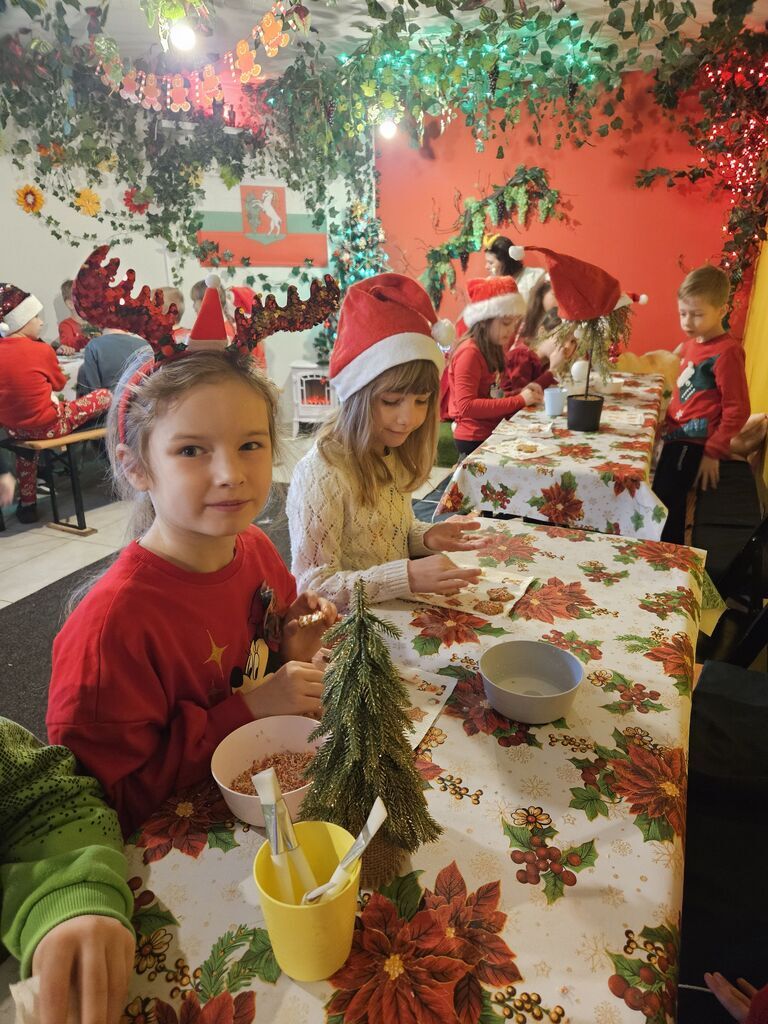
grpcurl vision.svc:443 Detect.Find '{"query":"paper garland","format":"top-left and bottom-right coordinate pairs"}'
top-left (96, 1), bottom-right (296, 116)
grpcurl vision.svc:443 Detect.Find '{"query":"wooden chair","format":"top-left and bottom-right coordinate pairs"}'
top-left (0, 427), bottom-right (107, 535)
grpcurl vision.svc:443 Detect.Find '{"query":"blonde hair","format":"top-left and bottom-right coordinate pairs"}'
top-left (61, 279), bottom-right (73, 302)
top-left (469, 320), bottom-right (507, 374)
top-left (159, 286), bottom-right (185, 322)
top-left (109, 350), bottom-right (280, 539)
top-left (191, 279), bottom-right (230, 316)
top-left (678, 265), bottom-right (730, 307)
top-left (317, 360), bottom-right (439, 506)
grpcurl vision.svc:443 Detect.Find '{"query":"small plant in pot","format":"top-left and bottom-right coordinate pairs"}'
top-left (511, 245), bottom-right (637, 432)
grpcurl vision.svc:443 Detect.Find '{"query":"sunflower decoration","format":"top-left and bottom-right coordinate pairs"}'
top-left (74, 187), bottom-right (102, 217)
top-left (15, 184), bottom-right (44, 215)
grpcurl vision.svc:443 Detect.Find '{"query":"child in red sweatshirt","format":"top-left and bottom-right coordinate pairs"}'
top-left (0, 283), bottom-right (111, 522)
top-left (56, 278), bottom-right (92, 353)
top-left (653, 265), bottom-right (750, 544)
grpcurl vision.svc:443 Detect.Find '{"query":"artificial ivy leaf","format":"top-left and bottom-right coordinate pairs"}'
top-left (367, 0), bottom-right (387, 18)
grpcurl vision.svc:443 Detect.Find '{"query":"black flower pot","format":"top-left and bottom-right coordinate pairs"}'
top-left (567, 394), bottom-right (604, 432)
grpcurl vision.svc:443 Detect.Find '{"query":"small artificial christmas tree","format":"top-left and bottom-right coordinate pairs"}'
top-left (301, 579), bottom-right (442, 889)
top-left (313, 197), bottom-right (389, 365)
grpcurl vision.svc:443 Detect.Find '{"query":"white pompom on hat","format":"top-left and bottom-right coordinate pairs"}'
top-left (329, 273), bottom-right (446, 401)
top-left (461, 276), bottom-right (526, 330)
top-left (508, 244), bottom-right (525, 261)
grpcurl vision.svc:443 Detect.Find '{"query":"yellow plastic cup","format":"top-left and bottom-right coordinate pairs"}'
top-left (253, 820), bottom-right (360, 982)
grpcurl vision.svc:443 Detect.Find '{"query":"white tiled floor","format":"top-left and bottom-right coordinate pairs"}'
top-left (0, 439), bottom-right (455, 606)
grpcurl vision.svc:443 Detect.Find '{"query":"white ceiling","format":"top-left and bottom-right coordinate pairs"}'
top-left (4, 0), bottom-right (768, 73)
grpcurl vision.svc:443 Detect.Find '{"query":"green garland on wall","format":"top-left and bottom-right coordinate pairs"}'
top-left (421, 165), bottom-right (561, 309)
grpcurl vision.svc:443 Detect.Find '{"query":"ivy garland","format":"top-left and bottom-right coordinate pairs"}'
top-left (0, 0), bottom-right (762, 305)
top-left (420, 165), bottom-right (561, 309)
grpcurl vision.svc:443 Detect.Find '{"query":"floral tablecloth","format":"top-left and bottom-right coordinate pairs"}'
top-left (92, 521), bottom-right (705, 1024)
top-left (57, 355), bottom-right (84, 402)
top-left (436, 373), bottom-right (668, 540)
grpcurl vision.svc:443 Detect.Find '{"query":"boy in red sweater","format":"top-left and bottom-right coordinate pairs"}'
top-left (0, 283), bottom-right (111, 522)
top-left (653, 265), bottom-right (750, 544)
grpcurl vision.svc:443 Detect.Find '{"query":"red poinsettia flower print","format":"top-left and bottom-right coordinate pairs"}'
top-left (612, 439), bottom-right (652, 453)
top-left (149, 991), bottom-right (255, 1024)
top-left (617, 540), bottom-right (701, 574)
top-left (644, 632), bottom-right (693, 683)
top-left (440, 482), bottom-right (465, 514)
top-left (480, 531), bottom-right (539, 564)
top-left (610, 743), bottom-right (687, 838)
top-left (444, 670), bottom-right (511, 737)
top-left (538, 482), bottom-right (584, 525)
top-left (594, 461), bottom-right (642, 497)
top-left (134, 782), bottom-right (231, 864)
top-left (557, 443), bottom-right (596, 460)
top-left (537, 525), bottom-right (590, 542)
top-left (512, 577), bottom-right (595, 624)
top-left (328, 892), bottom-right (473, 1024)
top-left (410, 607), bottom-right (489, 647)
top-left (423, 862), bottom-right (521, 991)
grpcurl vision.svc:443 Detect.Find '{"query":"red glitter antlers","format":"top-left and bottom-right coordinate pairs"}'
top-left (233, 277), bottom-right (340, 352)
top-left (73, 246), bottom-right (183, 360)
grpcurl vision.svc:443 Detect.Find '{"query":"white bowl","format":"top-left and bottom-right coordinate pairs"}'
top-left (211, 716), bottom-right (320, 828)
top-left (479, 641), bottom-right (584, 724)
top-left (597, 378), bottom-right (624, 396)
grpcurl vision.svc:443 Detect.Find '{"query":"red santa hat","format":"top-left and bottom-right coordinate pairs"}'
top-left (187, 274), bottom-right (228, 351)
top-left (329, 273), bottom-right (450, 401)
top-left (0, 283), bottom-right (43, 337)
top-left (461, 276), bottom-right (526, 330)
top-left (230, 286), bottom-right (255, 313)
top-left (517, 247), bottom-right (647, 320)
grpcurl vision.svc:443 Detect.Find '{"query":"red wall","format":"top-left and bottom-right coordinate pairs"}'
top-left (376, 71), bottom-right (740, 354)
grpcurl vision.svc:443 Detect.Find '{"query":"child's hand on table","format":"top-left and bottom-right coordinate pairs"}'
top-left (424, 514), bottom-right (487, 553)
top-left (32, 914), bottom-right (135, 1024)
top-left (695, 454), bottom-right (720, 491)
top-left (704, 972), bottom-right (756, 1021)
top-left (408, 553), bottom-right (481, 596)
top-left (281, 591), bottom-right (338, 663)
top-left (242, 661), bottom-right (324, 718)
top-left (522, 383), bottom-right (543, 406)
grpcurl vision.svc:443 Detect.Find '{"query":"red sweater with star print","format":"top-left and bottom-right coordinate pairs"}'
top-left (47, 527), bottom-right (296, 835)
top-left (663, 333), bottom-right (750, 459)
top-left (448, 339), bottom-right (526, 442)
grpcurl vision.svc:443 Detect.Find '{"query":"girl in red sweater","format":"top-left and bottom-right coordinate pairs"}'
top-left (47, 251), bottom-right (340, 834)
top-left (0, 283), bottom-right (111, 523)
top-left (448, 277), bottom-right (542, 456)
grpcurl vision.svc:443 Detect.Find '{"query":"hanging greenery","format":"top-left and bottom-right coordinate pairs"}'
top-left (420, 165), bottom-right (561, 309)
top-left (635, 7), bottom-right (768, 296)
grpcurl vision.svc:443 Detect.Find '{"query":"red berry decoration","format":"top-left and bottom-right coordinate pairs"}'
top-left (624, 986), bottom-right (644, 1010)
top-left (608, 974), bottom-right (628, 998)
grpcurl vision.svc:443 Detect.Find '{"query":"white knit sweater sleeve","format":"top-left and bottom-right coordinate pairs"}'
top-left (286, 449), bottom-right (415, 610)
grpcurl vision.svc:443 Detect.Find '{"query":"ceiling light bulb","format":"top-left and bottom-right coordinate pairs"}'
top-left (170, 22), bottom-right (196, 50)
top-left (379, 118), bottom-right (397, 140)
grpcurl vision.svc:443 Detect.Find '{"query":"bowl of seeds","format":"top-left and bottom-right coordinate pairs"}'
top-left (211, 716), bottom-right (320, 828)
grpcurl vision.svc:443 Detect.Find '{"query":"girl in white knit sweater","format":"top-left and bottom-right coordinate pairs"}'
top-left (287, 273), bottom-right (489, 610)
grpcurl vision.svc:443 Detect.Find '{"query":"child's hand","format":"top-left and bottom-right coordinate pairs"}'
top-left (424, 515), bottom-right (487, 553)
top-left (57, 345), bottom-right (77, 356)
top-left (32, 914), bottom-right (135, 1024)
top-left (704, 972), bottom-right (756, 1021)
top-left (242, 661), bottom-right (324, 718)
top-left (521, 383), bottom-right (543, 406)
top-left (695, 454), bottom-right (720, 491)
top-left (281, 591), bottom-right (338, 663)
top-left (407, 553), bottom-right (482, 595)
top-left (548, 339), bottom-right (576, 371)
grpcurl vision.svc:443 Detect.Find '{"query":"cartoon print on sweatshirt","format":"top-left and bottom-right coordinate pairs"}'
top-left (676, 354), bottom-right (718, 405)
top-left (228, 584), bottom-right (285, 694)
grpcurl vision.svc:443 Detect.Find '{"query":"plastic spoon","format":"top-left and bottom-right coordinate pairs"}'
top-left (301, 797), bottom-right (388, 905)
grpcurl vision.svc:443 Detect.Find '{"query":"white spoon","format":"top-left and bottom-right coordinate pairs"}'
top-left (301, 797), bottom-right (388, 905)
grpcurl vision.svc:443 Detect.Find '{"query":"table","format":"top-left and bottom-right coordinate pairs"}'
top-left (104, 521), bottom-right (703, 1024)
top-left (57, 355), bottom-right (84, 401)
top-left (436, 373), bottom-right (668, 540)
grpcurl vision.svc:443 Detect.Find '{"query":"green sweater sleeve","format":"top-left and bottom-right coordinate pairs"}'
top-left (0, 719), bottom-right (134, 978)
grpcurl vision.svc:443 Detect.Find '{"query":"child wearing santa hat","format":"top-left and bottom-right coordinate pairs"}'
top-left (287, 272), bottom-right (490, 611)
top-left (0, 283), bottom-right (111, 523)
top-left (448, 276), bottom-right (543, 456)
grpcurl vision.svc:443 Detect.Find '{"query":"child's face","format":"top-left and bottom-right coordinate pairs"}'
top-left (489, 315), bottom-right (519, 349)
top-left (484, 252), bottom-right (503, 276)
top-left (20, 316), bottom-right (44, 340)
top-left (371, 390), bottom-right (431, 452)
top-left (678, 296), bottom-right (726, 342)
top-left (135, 377), bottom-right (272, 543)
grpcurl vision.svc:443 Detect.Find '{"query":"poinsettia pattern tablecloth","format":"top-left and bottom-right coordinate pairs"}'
top-left (117, 521), bottom-right (703, 1024)
top-left (436, 373), bottom-right (668, 540)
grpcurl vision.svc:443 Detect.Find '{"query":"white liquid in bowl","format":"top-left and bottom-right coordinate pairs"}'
top-left (497, 675), bottom-right (564, 698)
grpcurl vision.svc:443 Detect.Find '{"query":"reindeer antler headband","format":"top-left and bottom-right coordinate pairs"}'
top-left (72, 247), bottom-right (340, 442)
